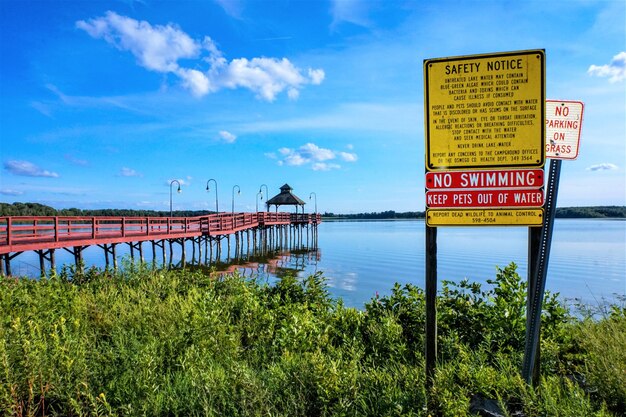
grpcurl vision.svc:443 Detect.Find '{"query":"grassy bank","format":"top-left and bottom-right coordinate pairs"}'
top-left (1, 263), bottom-right (624, 416)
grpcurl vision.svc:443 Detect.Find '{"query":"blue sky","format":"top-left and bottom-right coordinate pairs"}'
top-left (1, 0), bottom-right (624, 214)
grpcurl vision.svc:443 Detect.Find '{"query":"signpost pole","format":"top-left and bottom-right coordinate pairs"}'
top-left (425, 225), bottom-right (438, 386)
top-left (522, 158), bottom-right (561, 384)
top-left (527, 225), bottom-right (542, 385)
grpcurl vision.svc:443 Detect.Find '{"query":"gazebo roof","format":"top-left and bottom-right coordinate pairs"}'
top-left (266, 183), bottom-right (306, 206)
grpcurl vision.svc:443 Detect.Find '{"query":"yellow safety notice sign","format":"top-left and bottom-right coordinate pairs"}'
top-left (424, 50), bottom-right (545, 171)
top-left (426, 208), bottom-right (544, 227)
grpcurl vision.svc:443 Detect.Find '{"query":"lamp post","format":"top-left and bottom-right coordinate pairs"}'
top-left (206, 178), bottom-right (219, 213)
top-left (169, 179), bottom-right (182, 217)
top-left (259, 184), bottom-right (269, 212)
top-left (231, 185), bottom-right (240, 214)
top-left (256, 191), bottom-right (263, 212)
top-left (309, 192), bottom-right (317, 214)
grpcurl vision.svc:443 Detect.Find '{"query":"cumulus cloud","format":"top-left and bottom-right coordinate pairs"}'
top-left (119, 167), bottom-right (142, 177)
top-left (586, 163), bottom-right (619, 171)
top-left (77, 12), bottom-right (324, 100)
top-left (218, 130), bottom-right (237, 143)
top-left (270, 143), bottom-right (357, 171)
top-left (588, 52), bottom-right (626, 83)
top-left (4, 160), bottom-right (59, 178)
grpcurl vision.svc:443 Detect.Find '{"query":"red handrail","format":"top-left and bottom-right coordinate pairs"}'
top-left (0, 213), bottom-right (321, 254)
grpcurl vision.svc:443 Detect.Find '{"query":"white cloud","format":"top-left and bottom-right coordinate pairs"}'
top-left (339, 151), bottom-right (358, 162)
top-left (308, 68), bottom-right (325, 85)
top-left (77, 12), bottom-right (200, 72)
top-left (588, 52), bottom-right (626, 83)
top-left (3, 160), bottom-right (59, 178)
top-left (214, 0), bottom-right (244, 19)
top-left (218, 130), bottom-right (237, 143)
top-left (177, 68), bottom-right (213, 97)
top-left (330, 0), bottom-right (372, 30)
top-left (77, 12), bottom-right (324, 100)
top-left (165, 178), bottom-right (188, 187)
top-left (269, 142), bottom-right (358, 170)
top-left (586, 163), bottom-right (619, 171)
top-left (119, 167), bottom-right (142, 177)
top-left (312, 162), bottom-right (341, 171)
top-left (0, 189), bottom-right (24, 196)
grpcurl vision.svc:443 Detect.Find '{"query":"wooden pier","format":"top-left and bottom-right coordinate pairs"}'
top-left (0, 212), bottom-right (321, 276)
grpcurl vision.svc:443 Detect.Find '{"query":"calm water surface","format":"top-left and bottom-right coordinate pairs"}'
top-left (11, 219), bottom-right (625, 308)
top-left (310, 219), bottom-right (625, 307)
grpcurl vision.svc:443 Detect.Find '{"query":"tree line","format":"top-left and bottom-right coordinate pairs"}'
top-left (1, 202), bottom-right (625, 218)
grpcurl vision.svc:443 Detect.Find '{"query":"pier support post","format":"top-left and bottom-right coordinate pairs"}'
top-left (3, 252), bottom-right (22, 276)
top-left (63, 246), bottom-right (86, 274)
top-left (36, 249), bottom-right (56, 277)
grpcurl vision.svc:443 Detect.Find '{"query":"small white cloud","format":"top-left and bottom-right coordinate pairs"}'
top-left (177, 68), bottom-right (213, 97)
top-left (308, 68), bottom-right (325, 85)
top-left (588, 52), bottom-right (626, 83)
top-left (214, 0), bottom-right (244, 19)
top-left (330, 0), bottom-right (372, 30)
top-left (339, 151), bottom-right (358, 162)
top-left (218, 130), bottom-right (237, 143)
top-left (300, 142), bottom-right (335, 161)
top-left (586, 163), bottom-right (619, 171)
top-left (312, 162), bottom-right (341, 171)
top-left (119, 167), bottom-right (142, 177)
top-left (166, 178), bottom-right (188, 187)
top-left (268, 142), bottom-right (358, 171)
top-left (0, 189), bottom-right (24, 196)
top-left (4, 160), bottom-right (59, 178)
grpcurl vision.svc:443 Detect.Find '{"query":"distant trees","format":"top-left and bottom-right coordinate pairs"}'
top-left (322, 210), bottom-right (426, 219)
top-left (0, 202), bottom-right (214, 217)
top-left (1, 202), bottom-right (625, 218)
top-left (555, 206), bottom-right (626, 218)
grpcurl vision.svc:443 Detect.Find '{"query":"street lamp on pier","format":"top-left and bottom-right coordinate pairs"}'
top-left (309, 192), bottom-right (317, 214)
top-left (231, 185), bottom-right (240, 214)
top-left (206, 179), bottom-right (219, 213)
top-left (170, 179), bottom-right (182, 217)
top-left (256, 191), bottom-right (263, 212)
top-left (259, 184), bottom-right (269, 211)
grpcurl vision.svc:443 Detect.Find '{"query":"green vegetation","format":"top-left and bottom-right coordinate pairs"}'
top-left (1, 263), bottom-right (624, 416)
top-left (2, 202), bottom-right (625, 219)
top-left (554, 206), bottom-right (626, 219)
top-left (0, 202), bottom-right (213, 217)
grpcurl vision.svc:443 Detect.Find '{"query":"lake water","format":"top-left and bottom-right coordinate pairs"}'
top-left (9, 219), bottom-right (625, 309)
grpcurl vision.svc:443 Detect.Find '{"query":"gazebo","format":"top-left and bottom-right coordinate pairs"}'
top-left (266, 184), bottom-right (306, 213)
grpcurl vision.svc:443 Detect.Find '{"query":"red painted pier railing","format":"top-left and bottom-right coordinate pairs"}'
top-left (0, 212), bottom-right (321, 275)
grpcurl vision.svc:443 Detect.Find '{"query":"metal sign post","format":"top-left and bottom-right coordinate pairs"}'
top-left (522, 158), bottom-right (561, 383)
top-left (425, 225), bottom-right (437, 384)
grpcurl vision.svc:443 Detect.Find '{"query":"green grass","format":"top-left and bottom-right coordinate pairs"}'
top-left (0, 262), bottom-right (624, 416)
